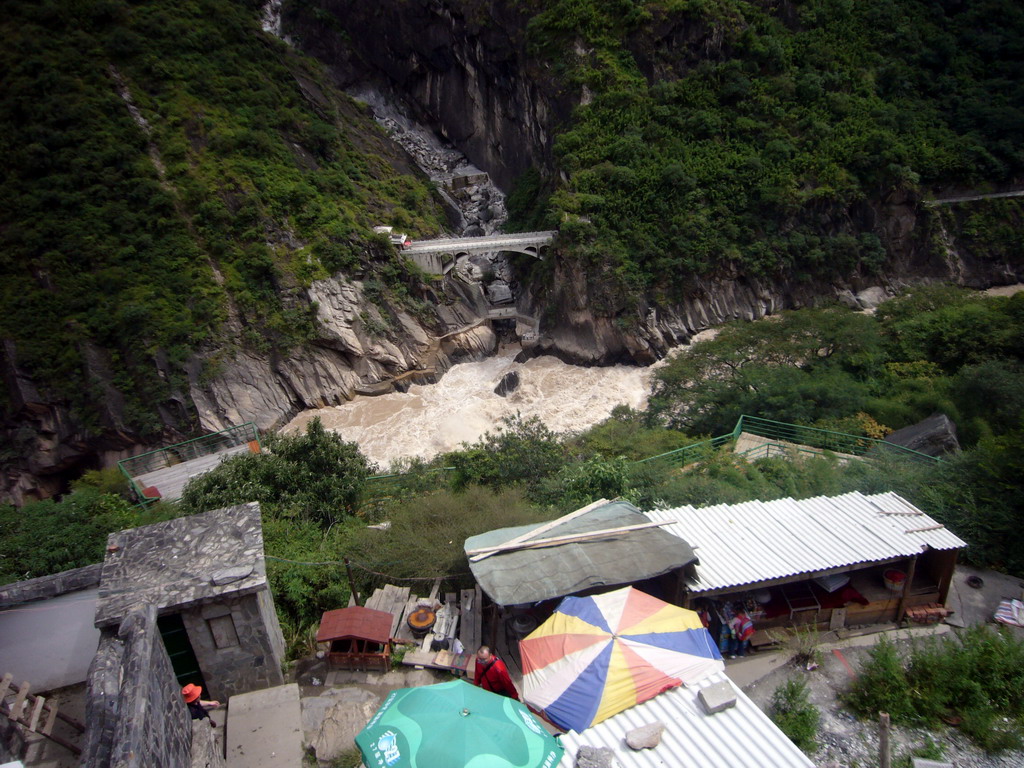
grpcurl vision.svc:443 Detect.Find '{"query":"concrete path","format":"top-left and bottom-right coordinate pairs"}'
top-left (945, 563), bottom-right (1024, 638)
top-left (227, 684), bottom-right (303, 768)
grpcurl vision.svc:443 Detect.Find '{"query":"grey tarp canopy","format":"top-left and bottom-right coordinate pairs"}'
top-left (464, 500), bottom-right (697, 607)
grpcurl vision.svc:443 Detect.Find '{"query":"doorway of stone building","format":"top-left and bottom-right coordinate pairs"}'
top-left (157, 613), bottom-right (208, 691)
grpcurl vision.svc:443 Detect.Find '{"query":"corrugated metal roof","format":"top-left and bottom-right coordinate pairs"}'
top-left (557, 671), bottom-right (814, 768)
top-left (465, 501), bottom-right (697, 607)
top-left (645, 491), bottom-right (966, 594)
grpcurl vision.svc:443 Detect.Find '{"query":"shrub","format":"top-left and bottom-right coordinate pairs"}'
top-left (770, 677), bottom-right (819, 752)
top-left (845, 635), bottom-right (914, 722)
top-left (848, 627), bottom-right (1024, 751)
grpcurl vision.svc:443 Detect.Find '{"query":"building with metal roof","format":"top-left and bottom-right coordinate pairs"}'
top-left (465, 500), bottom-right (698, 608)
top-left (645, 491), bottom-right (966, 631)
top-left (557, 670), bottom-right (814, 768)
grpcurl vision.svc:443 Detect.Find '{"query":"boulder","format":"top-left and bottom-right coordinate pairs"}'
top-left (883, 413), bottom-right (960, 457)
top-left (494, 371), bottom-right (521, 397)
top-left (487, 281), bottom-right (513, 304)
top-left (625, 722), bottom-right (665, 750)
top-left (305, 688), bottom-right (380, 764)
top-left (698, 681), bottom-right (737, 714)
top-left (575, 745), bottom-right (619, 768)
top-left (856, 286), bottom-right (890, 309)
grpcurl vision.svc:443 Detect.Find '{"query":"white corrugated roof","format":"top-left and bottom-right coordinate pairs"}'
top-left (557, 671), bottom-right (814, 768)
top-left (645, 491), bottom-right (966, 594)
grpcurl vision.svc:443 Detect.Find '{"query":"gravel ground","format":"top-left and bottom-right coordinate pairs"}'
top-left (744, 633), bottom-right (1024, 768)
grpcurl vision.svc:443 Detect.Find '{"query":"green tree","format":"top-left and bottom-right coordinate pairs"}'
top-left (649, 307), bottom-right (881, 433)
top-left (0, 488), bottom-right (138, 583)
top-left (180, 418), bottom-right (373, 528)
top-left (445, 414), bottom-right (567, 493)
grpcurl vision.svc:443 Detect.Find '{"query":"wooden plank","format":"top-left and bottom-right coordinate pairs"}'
top-left (12, 681), bottom-right (29, 722)
top-left (469, 498), bottom-right (609, 562)
top-left (393, 596), bottom-right (421, 644)
top-left (428, 578), bottom-right (442, 601)
top-left (904, 524), bottom-right (945, 533)
top-left (42, 701), bottom-right (58, 735)
top-left (465, 521), bottom-right (672, 557)
top-left (386, 585), bottom-right (411, 639)
top-left (364, 588), bottom-right (386, 612)
top-left (27, 696), bottom-right (45, 732)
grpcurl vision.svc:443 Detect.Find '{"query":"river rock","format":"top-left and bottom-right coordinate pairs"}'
top-left (494, 371), bottom-right (520, 397)
top-left (883, 413), bottom-right (961, 457)
top-left (625, 722), bottom-right (665, 750)
top-left (575, 745), bottom-right (619, 768)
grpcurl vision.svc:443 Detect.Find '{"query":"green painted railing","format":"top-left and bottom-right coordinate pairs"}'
top-left (119, 422), bottom-right (262, 504)
top-left (127, 412), bottom-right (940, 507)
top-left (633, 433), bottom-right (735, 467)
top-left (734, 415), bottom-right (942, 465)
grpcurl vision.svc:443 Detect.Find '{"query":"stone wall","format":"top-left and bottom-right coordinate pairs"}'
top-left (80, 605), bottom-right (192, 768)
top-left (182, 590), bottom-right (284, 703)
top-left (190, 719), bottom-right (226, 768)
top-left (0, 562), bottom-right (102, 606)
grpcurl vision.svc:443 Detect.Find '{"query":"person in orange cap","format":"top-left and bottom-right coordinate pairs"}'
top-left (182, 683), bottom-right (221, 723)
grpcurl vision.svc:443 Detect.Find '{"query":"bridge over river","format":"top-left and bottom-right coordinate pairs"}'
top-left (404, 231), bottom-right (556, 275)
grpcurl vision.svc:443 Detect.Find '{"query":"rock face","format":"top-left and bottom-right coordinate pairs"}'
top-left (303, 687), bottom-right (380, 765)
top-left (286, 0), bottom-right (574, 191)
top-left (0, 274), bottom-right (496, 505)
top-left (884, 413), bottom-right (961, 457)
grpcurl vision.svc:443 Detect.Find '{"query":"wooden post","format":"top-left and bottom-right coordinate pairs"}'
top-left (879, 712), bottom-right (891, 768)
top-left (896, 555), bottom-right (918, 624)
top-left (344, 558), bottom-right (360, 606)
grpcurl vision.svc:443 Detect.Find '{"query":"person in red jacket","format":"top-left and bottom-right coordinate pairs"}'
top-left (473, 645), bottom-right (520, 700)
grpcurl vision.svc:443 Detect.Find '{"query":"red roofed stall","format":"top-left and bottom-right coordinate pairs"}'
top-left (316, 606), bottom-right (393, 672)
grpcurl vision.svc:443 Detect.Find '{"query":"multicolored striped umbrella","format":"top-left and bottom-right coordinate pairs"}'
top-left (519, 586), bottom-right (724, 732)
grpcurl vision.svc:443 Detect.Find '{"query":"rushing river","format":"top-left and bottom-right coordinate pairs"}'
top-left (285, 350), bottom-right (656, 469)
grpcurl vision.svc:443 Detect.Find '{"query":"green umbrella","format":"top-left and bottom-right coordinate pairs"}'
top-left (356, 679), bottom-right (563, 768)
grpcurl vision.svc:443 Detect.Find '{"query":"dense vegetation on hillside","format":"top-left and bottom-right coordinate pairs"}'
top-left (0, 0), bottom-right (445, 432)
top-left (5, 288), bottom-right (1021, 658)
top-left (511, 0), bottom-right (1024, 298)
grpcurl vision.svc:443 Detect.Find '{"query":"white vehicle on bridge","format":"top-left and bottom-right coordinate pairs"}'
top-left (373, 225), bottom-right (411, 249)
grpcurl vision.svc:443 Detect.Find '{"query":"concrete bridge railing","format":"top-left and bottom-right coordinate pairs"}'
top-left (405, 231), bottom-right (556, 275)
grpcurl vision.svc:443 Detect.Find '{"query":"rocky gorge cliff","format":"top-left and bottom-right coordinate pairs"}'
top-left (4, 0), bottom-right (1023, 504)
top-left (287, 0), bottom-right (1024, 368)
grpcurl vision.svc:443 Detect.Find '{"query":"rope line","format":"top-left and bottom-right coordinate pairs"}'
top-left (264, 555), bottom-right (467, 582)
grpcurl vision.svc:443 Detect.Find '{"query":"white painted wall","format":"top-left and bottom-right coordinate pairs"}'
top-left (0, 588), bottom-right (101, 691)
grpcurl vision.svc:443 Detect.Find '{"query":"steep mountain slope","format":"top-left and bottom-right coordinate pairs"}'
top-left (0, 0), bottom-right (468, 501)
top-left (291, 0), bottom-right (1024, 363)
top-left (3, 0), bottom-right (1024, 502)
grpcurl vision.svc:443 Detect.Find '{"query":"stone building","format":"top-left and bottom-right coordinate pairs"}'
top-left (94, 502), bottom-right (285, 702)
